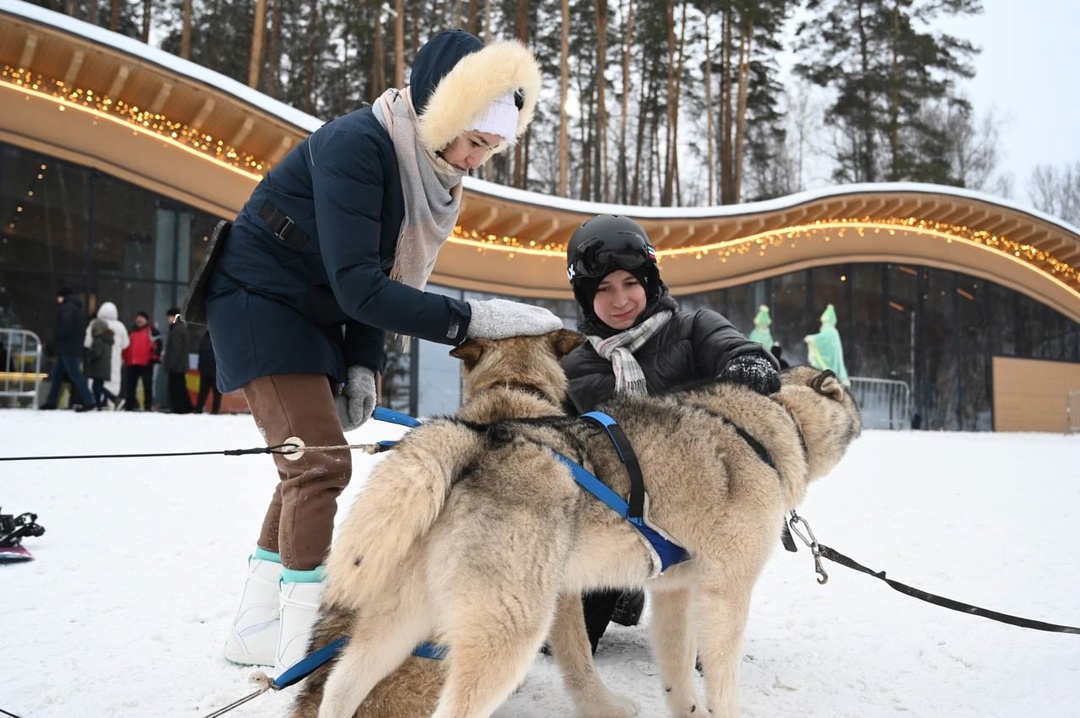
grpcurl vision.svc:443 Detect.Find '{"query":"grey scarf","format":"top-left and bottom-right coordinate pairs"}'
top-left (587, 310), bottom-right (674, 395)
top-left (373, 88), bottom-right (465, 291)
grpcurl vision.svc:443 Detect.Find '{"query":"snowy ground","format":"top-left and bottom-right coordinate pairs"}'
top-left (1, 409), bottom-right (1078, 718)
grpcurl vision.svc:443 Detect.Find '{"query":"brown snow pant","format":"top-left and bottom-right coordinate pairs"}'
top-left (243, 373), bottom-right (350, 571)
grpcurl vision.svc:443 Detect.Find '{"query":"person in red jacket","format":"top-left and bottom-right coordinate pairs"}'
top-left (122, 312), bottom-right (161, 411)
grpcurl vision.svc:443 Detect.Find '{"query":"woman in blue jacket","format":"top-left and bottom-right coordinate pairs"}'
top-left (212, 30), bottom-right (561, 672)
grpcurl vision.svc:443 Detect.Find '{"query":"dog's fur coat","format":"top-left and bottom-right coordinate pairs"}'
top-left (290, 330), bottom-right (583, 718)
top-left (296, 351), bottom-right (861, 717)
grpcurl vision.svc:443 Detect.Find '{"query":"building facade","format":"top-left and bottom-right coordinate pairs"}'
top-left (2, 4), bottom-right (1078, 430)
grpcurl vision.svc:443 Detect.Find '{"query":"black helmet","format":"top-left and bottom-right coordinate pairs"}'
top-left (566, 216), bottom-right (657, 282)
top-left (566, 215), bottom-right (662, 311)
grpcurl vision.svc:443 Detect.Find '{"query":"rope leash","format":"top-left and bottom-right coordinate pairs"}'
top-left (0, 408), bottom-right (416, 462)
top-left (200, 676), bottom-right (275, 718)
top-left (0, 444), bottom-right (296, 462)
top-left (786, 510), bottom-right (1080, 635)
top-left (0, 440), bottom-right (396, 463)
top-left (200, 637), bottom-right (352, 717)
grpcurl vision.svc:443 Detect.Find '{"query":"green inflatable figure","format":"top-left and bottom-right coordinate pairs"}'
top-left (748, 305), bottom-right (774, 352)
top-left (804, 303), bottom-right (850, 386)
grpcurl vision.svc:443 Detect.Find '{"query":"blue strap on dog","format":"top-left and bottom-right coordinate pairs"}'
top-left (270, 637), bottom-right (349, 690)
top-left (560, 411), bottom-right (690, 573)
top-left (268, 635), bottom-right (447, 694)
top-left (580, 411), bottom-right (646, 519)
top-left (373, 406), bottom-right (422, 428)
top-left (412, 641), bottom-right (450, 660)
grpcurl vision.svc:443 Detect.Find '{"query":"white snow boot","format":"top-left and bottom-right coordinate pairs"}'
top-left (223, 552), bottom-right (282, 666)
top-left (274, 571), bottom-right (325, 675)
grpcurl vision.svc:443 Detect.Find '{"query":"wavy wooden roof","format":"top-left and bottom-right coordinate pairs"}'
top-left (3, 4), bottom-right (1078, 322)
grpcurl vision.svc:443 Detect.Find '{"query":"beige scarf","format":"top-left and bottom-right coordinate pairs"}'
top-left (587, 310), bottom-right (674, 395)
top-left (372, 88), bottom-right (465, 291)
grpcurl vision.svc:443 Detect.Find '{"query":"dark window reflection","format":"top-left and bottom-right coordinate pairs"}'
top-left (1, 147), bottom-right (89, 279)
top-left (1, 141), bottom-right (1077, 430)
top-left (769, 270), bottom-right (809, 366)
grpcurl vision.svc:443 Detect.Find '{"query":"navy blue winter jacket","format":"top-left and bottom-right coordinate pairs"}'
top-left (205, 32), bottom-right (484, 392)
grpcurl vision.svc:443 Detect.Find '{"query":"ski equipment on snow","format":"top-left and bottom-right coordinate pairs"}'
top-left (0, 509), bottom-right (45, 562)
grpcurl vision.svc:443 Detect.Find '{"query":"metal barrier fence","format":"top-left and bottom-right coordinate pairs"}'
top-left (1068, 391), bottom-right (1080, 434)
top-left (0, 328), bottom-right (44, 409)
top-left (849, 376), bottom-right (912, 430)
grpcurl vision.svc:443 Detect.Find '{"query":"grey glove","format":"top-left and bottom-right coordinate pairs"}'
top-left (719, 354), bottom-right (782, 395)
top-left (465, 298), bottom-right (564, 340)
top-left (335, 365), bottom-right (377, 431)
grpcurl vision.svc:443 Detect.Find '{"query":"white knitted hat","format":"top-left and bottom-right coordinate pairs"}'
top-left (470, 91), bottom-right (519, 140)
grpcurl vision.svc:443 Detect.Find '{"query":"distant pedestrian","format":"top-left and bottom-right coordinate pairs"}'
top-left (123, 311), bottom-right (161, 411)
top-left (195, 330), bottom-right (222, 414)
top-left (41, 288), bottom-right (95, 411)
top-left (164, 308), bottom-right (194, 414)
top-left (85, 318), bottom-right (118, 410)
top-left (84, 301), bottom-right (129, 410)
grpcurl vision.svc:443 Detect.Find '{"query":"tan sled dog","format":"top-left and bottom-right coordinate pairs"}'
top-left (305, 366), bottom-right (860, 718)
top-left (290, 329), bottom-right (584, 718)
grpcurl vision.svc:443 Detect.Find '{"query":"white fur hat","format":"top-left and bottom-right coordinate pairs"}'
top-left (417, 39), bottom-right (541, 154)
top-left (470, 91), bottom-right (519, 140)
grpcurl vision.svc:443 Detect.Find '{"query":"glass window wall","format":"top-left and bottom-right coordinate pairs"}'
top-left (2, 140), bottom-right (1077, 429)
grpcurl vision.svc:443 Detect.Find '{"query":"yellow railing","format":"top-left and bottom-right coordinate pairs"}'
top-left (0, 371), bottom-right (48, 383)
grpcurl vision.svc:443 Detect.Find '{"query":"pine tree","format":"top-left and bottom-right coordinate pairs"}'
top-left (795, 0), bottom-right (982, 184)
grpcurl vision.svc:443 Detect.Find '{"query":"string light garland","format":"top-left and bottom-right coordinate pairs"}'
top-left (1, 64), bottom-right (269, 179)
top-left (448, 216), bottom-right (1080, 291)
top-left (1, 65), bottom-right (1075, 296)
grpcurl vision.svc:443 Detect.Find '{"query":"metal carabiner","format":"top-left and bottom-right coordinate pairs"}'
top-left (787, 511), bottom-right (829, 585)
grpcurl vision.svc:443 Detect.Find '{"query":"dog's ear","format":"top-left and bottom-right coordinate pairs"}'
top-left (550, 329), bottom-right (586, 359)
top-left (810, 370), bottom-right (845, 402)
top-left (449, 339), bottom-right (490, 370)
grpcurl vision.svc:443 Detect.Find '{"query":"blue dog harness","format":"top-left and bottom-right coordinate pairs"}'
top-left (376, 408), bottom-right (689, 576)
top-left (560, 411), bottom-right (690, 577)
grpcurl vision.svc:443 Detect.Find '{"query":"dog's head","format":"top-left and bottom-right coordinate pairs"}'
top-left (449, 329), bottom-right (585, 411)
top-left (776, 367), bottom-right (863, 484)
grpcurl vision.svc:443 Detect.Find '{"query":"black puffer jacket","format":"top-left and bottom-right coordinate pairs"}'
top-left (53, 295), bottom-right (89, 356)
top-left (562, 307), bottom-right (776, 413)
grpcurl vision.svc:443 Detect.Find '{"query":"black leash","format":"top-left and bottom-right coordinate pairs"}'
top-left (786, 511), bottom-right (1080, 635)
top-left (0, 444), bottom-right (299, 462)
top-left (0, 707), bottom-right (25, 718)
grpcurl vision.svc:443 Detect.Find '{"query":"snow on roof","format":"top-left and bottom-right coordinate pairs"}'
top-left (463, 176), bottom-right (1080, 238)
top-left (2, 0), bottom-right (324, 134)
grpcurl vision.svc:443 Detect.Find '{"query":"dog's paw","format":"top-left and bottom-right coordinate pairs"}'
top-left (665, 692), bottom-right (703, 718)
top-left (581, 694), bottom-right (639, 718)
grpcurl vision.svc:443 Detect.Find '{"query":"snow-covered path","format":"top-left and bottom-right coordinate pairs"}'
top-left (1, 410), bottom-right (1078, 717)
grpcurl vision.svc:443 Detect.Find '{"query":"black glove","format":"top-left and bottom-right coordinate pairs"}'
top-left (719, 354), bottom-right (781, 395)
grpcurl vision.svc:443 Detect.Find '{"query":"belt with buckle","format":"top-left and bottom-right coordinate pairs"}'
top-left (258, 201), bottom-right (309, 250)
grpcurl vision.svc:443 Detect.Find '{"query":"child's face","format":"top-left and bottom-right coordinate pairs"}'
top-left (592, 270), bottom-right (646, 331)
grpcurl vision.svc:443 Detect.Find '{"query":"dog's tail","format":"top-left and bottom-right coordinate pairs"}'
top-left (324, 420), bottom-right (485, 609)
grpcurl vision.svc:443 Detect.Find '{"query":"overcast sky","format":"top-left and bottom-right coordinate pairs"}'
top-left (778, 0), bottom-right (1078, 201)
top-left (947, 0), bottom-right (1080, 196)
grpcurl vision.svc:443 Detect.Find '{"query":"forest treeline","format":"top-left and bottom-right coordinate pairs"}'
top-left (26, 0), bottom-right (1077, 222)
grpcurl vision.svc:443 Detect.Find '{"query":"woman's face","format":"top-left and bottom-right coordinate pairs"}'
top-left (592, 269), bottom-right (647, 331)
top-left (440, 131), bottom-right (503, 170)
